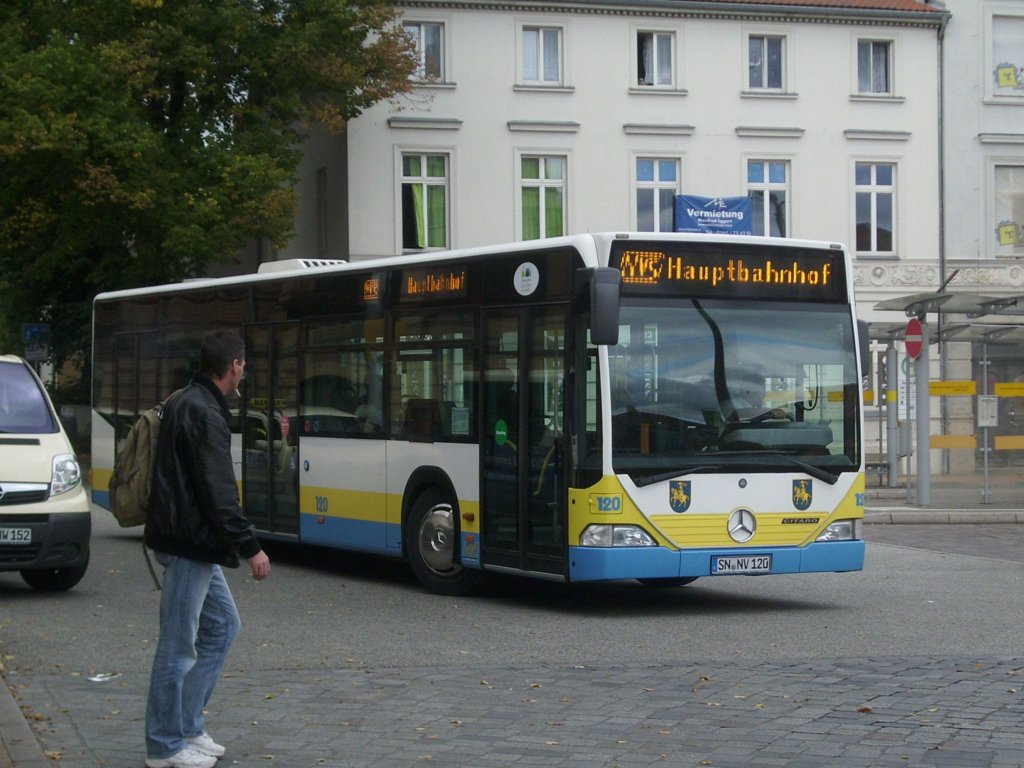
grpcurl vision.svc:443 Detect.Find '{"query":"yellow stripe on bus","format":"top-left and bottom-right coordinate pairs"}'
top-left (297, 486), bottom-right (481, 534)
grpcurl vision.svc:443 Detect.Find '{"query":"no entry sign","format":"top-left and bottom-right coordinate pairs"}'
top-left (905, 317), bottom-right (923, 360)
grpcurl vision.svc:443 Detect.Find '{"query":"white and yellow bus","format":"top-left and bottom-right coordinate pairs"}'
top-left (92, 233), bottom-right (865, 594)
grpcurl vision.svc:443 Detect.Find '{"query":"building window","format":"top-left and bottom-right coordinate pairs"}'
top-left (636, 158), bottom-right (679, 232)
top-left (748, 34), bottom-right (784, 90)
top-left (994, 165), bottom-right (1024, 256)
top-left (521, 156), bottom-right (566, 240)
top-left (858, 40), bottom-right (892, 94)
top-left (404, 21), bottom-right (444, 80)
top-left (401, 153), bottom-right (448, 250)
top-left (637, 31), bottom-right (673, 87)
top-left (522, 26), bottom-right (562, 85)
top-left (992, 15), bottom-right (1024, 96)
top-left (855, 162), bottom-right (895, 255)
top-left (747, 160), bottom-right (789, 237)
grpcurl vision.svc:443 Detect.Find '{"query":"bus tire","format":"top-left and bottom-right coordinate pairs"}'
top-left (405, 488), bottom-right (476, 596)
top-left (637, 577), bottom-right (698, 588)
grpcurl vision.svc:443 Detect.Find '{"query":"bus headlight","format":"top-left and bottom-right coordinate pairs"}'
top-left (580, 524), bottom-right (657, 547)
top-left (815, 519), bottom-right (862, 542)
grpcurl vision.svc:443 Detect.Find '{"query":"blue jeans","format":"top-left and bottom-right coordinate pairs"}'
top-left (146, 554), bottom-right (241, 759)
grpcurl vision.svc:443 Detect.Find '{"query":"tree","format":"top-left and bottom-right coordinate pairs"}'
top-left (0, 0), bottom-right (416, 381)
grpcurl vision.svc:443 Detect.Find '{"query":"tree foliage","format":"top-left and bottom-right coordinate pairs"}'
top-left (0, 0), bottom-right (415, 375)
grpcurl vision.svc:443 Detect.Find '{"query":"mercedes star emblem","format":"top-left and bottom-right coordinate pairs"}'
top-left (727, 508), bottom-right (756, 543)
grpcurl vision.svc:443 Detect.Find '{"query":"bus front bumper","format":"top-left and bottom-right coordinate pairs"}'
top-left (568, 540), bottom-right (864, 582)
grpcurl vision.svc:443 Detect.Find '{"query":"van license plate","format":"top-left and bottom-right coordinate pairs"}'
top-left (0, 528), bottom-right (31, 545)
top-left (712, 554), bottom-right (771, 574)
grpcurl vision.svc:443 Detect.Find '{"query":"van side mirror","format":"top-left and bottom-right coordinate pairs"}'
top-left (589, 267), bottom-right (620, 346)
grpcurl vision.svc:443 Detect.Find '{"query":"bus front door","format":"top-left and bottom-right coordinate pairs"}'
top-left (242, 323), bottom-right (300, 536)
top-left (481, 308), bottom-right (567, 577)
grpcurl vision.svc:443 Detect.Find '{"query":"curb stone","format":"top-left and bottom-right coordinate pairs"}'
top-left (0, 677), bottom-right (49, 768)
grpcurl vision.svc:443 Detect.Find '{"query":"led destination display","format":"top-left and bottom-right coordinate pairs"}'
top-left (399, 268), bottom-right (468, 301)
top-left (612, 242), bottom-right (846, 302)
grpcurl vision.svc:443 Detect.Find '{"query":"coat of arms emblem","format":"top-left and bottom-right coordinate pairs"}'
top-left (669, 480), bottom-right (691, 512)
top-left (792, 479), bottom-right (813, 511)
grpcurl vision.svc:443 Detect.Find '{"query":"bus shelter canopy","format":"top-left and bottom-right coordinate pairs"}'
top-left (874, 292), bottom-right (1024, 319)
top-left (872, 292), bottom-right (1024, 346)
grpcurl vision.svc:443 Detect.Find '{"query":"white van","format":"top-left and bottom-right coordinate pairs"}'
top-left (0, 355), bottom-right (90, 591)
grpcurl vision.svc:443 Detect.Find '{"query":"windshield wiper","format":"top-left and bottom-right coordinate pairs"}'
top-left (718, 451), bottom-right (841, 485)
top-left (778, 456), bottom-right (839, 485)
top-left (632, 465), bottom-right (725, 488)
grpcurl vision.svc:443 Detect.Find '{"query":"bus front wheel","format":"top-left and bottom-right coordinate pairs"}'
top-left (405, 489), bottom-right (476, 596)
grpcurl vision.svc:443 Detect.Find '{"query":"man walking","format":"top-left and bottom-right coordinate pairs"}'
top-left (144, 331), bottom-right (271, 768)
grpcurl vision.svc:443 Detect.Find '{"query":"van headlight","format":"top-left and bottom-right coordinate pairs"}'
top-left (51, 454), bottom-right (82, 496)
top-left (580, 524), bottom-right (657, 547)
top-left (816, 519), bottom-right (862, 542)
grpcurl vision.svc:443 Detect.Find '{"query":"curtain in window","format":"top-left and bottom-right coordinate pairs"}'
top-left (545, 188), bottom-right (563, 237)
top-left (769, 191), bottom-right (786, 237)
top-left (524, 29), bottom-right (538, 80)
top-left (766, 37), bottom-right (782, 88)
top-left (871, 44), bottom-right (888, 93)
top-left (749, 37), bottom-right (763, 88)
top-left (656, 34), bottom-right (671, 85)
top-left (522, 188), bottom-right (540, 240)
top-left (993, 17), bottom-right (1024, 92)
top-left (858, 41), bottom-right (889, 93)
top-left (424, 24), bottom-right (442, 78)
top-left (427, 185), bottom-right (445, 248)
top-left (638, 33), bottom-right (653, 85)
top-left (995, 166), bottom-right (1024, 249)
top-left (543, 30), bottom-right (559, 82)
top-left (658, 188), bottom-right (674, 232)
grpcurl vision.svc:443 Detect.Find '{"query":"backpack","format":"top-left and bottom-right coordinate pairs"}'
top-left (108, 393), bottom-right (176, 527)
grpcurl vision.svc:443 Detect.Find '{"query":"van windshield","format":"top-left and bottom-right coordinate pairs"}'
top-left (0, 361), bottom-right (58, 434)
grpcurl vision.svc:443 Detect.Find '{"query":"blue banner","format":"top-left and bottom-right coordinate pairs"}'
top-left (674, 195), bottom-right (753, 235)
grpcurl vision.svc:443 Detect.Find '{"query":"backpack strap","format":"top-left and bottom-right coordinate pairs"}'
top-left (142, 542), bottom-right (162, 590)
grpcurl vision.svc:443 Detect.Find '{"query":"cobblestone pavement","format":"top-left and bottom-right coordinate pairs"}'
top-left (9, 657), bottom-right (1024, 768)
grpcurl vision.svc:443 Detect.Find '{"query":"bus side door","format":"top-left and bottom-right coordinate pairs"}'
top-left (481, 307), bottom-right (568, 577)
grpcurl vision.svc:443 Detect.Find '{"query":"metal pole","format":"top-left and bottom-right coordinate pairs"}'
top-left (916, 322), bottom-right (931, 505)
top-left (981, 341), bottom-right (991, 505)
top-left (886, 344), bottom-right (899, 488)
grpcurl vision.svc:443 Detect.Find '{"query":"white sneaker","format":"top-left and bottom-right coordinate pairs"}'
top-left (186, 731), bottom-right (226, 757)
top-left (145, 746), bottom-right (217, 768)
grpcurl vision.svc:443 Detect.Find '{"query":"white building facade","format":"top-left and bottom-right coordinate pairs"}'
top-left (285, 0), bottom-right (946, 334)
top-left (929, 0), bottom-right (1024, 471)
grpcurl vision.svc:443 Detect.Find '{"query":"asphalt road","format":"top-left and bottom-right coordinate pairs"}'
top-left (2, 513), bottom-right (1023, 678)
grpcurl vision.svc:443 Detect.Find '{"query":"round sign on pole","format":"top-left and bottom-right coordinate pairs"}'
top-left (905, 317), bottom-right (923, 360)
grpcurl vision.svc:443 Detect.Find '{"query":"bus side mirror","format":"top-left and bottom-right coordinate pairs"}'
top-left (857, 319), bottom-right (869, 377)
top-left (590, 267), bottom-right (620, 346)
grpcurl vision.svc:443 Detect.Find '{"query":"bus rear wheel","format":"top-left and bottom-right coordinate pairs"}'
top-left (405, 489), bottom-right (476, 596)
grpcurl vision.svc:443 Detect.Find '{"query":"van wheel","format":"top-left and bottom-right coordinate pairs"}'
top-left (21, 556), bottom-right (88, 592)
top-left (405, 488), bottom-right (476, 596)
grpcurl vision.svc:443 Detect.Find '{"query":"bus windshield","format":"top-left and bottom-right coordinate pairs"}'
top-left (609, 298), bottom-right (860, 483)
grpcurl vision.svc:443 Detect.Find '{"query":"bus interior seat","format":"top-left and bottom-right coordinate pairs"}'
top-left (403, 398), bottom-right (442, 442)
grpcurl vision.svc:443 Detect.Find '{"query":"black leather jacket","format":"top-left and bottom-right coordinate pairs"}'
top-left (145, 374), bottom-right (262, 567)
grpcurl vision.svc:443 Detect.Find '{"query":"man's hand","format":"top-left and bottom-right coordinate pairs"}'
top-left (248, 550), bottom-right (271, 581)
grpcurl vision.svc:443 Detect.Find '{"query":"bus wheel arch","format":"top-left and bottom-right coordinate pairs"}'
top-left (402, 469), bottom-right (476, 596)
